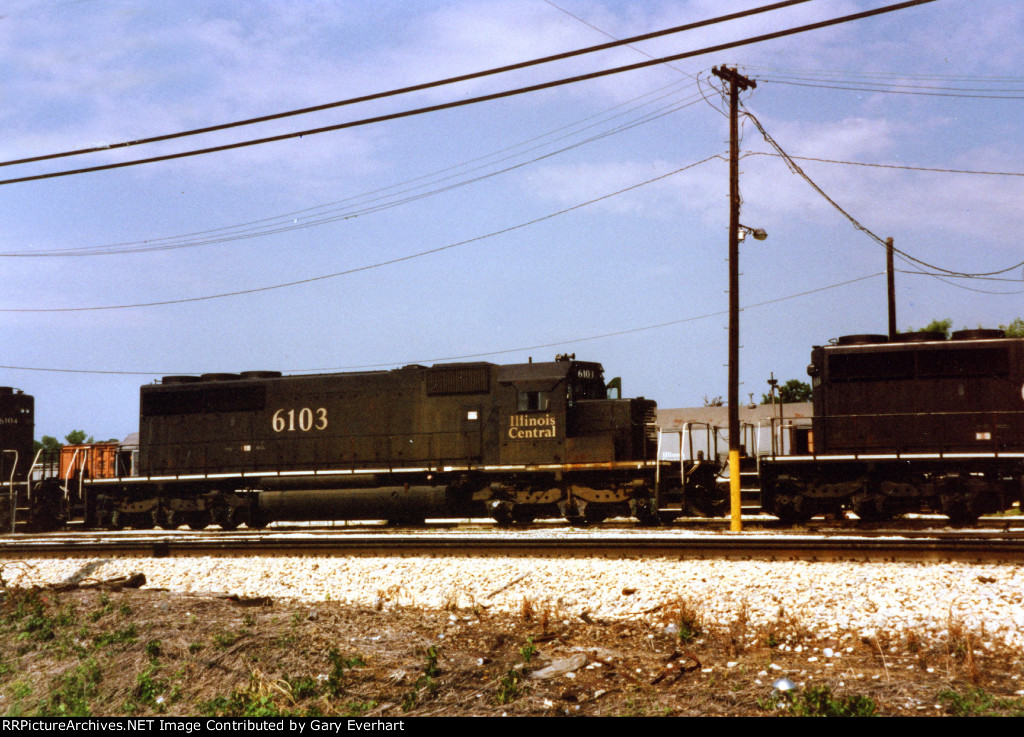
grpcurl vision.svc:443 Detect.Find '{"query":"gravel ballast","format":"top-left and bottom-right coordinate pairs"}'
top-left (3, 555), bottom-right (1022, 649)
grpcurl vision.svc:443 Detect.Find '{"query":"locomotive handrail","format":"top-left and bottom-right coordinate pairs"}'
top-left (3, 450), bottom-right (17, 534)
top-left (654, 423), bottom-right (715, 509)
top-left (741, 421), bottom-right (760, 458)
top-left (25, 448), bottom-right (43, 487)
top-left (792, 409), bottom-right (1024, 419)
top-left (60, 446), bottom-right (82, 494)
top-left (761, 410), bottom-right (1024, 460)
top-left (762, 417), bottom-right (811, 457)
top-left (762, 416), bottom-right (812, 460)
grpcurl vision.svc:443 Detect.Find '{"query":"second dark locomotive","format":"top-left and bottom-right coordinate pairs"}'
top-left (759, 330), bottom-right (1024, 524)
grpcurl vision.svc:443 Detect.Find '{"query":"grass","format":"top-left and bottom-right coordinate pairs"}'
top-left (939, 687), bottom-right (1024, 717)
top-left (4, 584), bottom-right (1024, 717)
top-left (401, 646), bottom-right (441, 712)
top-left (786, 684), bottom-right (878, 717)
top-left (326, 649), bottom-right (366, 697)
top-left (667, 597), bottom-right (705, 644)
top-left (40, 658), bottom-right (103, 717)
top-left (495, 638), bottom-right (537, 706)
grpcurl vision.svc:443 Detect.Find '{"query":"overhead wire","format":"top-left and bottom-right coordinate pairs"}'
top-left (0, 0), bottom-right (939, 187)
top-left (740, 108), bottom-right (1024, 281)
top-left (899, 270), bottom-right (1024, 295)
top-left (756, 78), bottom-right (1024, 99)
top-left (739, 65), bottom-right (1024, 83)
top-left (0, 155), bottom-right (725, 312)
top-left (3, 80), bottom-right (705, 257)
top-left (0, 271), bottom-right (885, 376)
top-left (0, 0), bottom-right (815, 170)
top-left (742, 150), bottom-right (1024, 178)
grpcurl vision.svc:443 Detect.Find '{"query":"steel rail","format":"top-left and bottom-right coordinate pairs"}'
top-left (3, 530), bottom-right (1024, 563)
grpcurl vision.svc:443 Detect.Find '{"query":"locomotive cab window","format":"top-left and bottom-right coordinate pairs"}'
top-left (517, 390), bottom-right (549, 412)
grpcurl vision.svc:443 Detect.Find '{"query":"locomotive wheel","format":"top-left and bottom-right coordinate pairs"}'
top-left (772, 497), bottom-right (812, 525)
top-left (208, 502), bottom-right (241, 531)
top-left (154, 508), bottom-right (177, 530)
top-left (386, 516), bottom-right (426, 527)
top-left (185, 513), bottom-right (208, 531)
top-left (851, 494), bottom-right (890, 522)
top-left (488, 500), bottom-right (514, 527)
top-left (582, 504), bottom-right (608, 525)
top-left (629, 498), bottom-right (661, 527)
top-left (246, 510), bottom-right (268, 529)
top-left (511, 508), bottom-right (536, 525)
top-left (685, 484), bottom-right (727, 518)
top-left (559, 500), bottom-right (587, 527)
top-left (941, 495), bottom-right (978, 527)
top-left (129, 513), bottom-right (155, 530)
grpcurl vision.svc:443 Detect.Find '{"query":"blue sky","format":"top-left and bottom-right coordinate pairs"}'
top-left (2, 0), bottom-right (1022, 441)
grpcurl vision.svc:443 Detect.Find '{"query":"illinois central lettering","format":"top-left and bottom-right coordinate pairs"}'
top-left (508, 413), bottom-right (557, 439)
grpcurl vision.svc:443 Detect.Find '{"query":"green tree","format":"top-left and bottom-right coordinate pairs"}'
top-left (904, 318), bottom-right (952, 338)
top-left (762, 379), bottom-right (812, 404)
top-left (33, 431), bottom-right (96, 455)
top-left (33, 435), bottom-right (62, 454)
top-left (904, 317), bottom-right (1023, 338)
top-left (63, 430), bottom-right (94, 445)
top-left (1000, 318), bottom-right (1024, 337)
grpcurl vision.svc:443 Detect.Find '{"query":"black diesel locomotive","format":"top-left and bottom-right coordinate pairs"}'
top-left (4, 355), bottom-right (718, 531)
top-left (759, 330), bottom-right (1024, 524)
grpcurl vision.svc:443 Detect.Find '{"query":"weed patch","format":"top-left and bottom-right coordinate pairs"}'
top-left (38, 658), bottom-right (103, 717)
top-left (939, 687), bottom-right (1024, 717)
top-left (401, 646), bottom-right (441, 712)
top-left (325, 649), bottom-right (365, 697)
top-left (787, 684), bottom-right (878, 717)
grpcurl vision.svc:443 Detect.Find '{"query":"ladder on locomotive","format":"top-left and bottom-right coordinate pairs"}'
top-left (1, 449), bottom-right (31, 533)
top-left (3, 448), bottom-right (67, 532)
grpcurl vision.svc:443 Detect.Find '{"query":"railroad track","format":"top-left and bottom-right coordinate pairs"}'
top-left (3, 522), bottom-right (1024, 563)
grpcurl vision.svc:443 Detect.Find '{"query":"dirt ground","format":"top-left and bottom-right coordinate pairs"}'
top-left (1, 578), bottom-right (1023, 718)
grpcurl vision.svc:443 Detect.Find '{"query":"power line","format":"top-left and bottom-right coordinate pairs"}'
top-left (0, 272), bottom-right (885, 376)
top-left (741, 108), bottom-right (1024, 280)
top-left (740, 65), bottom-right (1024, 83)
top-left (898, 270), bottom-right (1024, 295)
top-left (759, 78), bottom-right (1024, 99)
top-left (0, 155), bottom-right (723, 312)
top-left (899, 271), bottom-right (1024, 295)
top-left (541, 0), bottom-right (703, 86)
top-left (0, 0), bottom-right (814, 170)
top-left (0, 0), bottom-right (939, 187)
top-left (2, 82), bottom-right (705, 257)
top-left (756, 73), bottom-right (1024, 94)
top-left (743, 150), bottom-right (1024, 177)
top-left (541, 0), bottom-right (730, 122)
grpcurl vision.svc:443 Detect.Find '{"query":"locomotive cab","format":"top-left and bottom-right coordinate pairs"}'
top-left (497, 357), bottom-right (655, 465)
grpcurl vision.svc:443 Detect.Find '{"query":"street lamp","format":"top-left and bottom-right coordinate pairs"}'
top-left (738, 225), bottom-right (768, 242)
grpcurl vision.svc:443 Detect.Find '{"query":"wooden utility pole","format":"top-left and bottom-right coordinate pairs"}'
top-left (886, 236), bottom-right (896, 340)
top-left (712, 65), bottom-right (755, 533)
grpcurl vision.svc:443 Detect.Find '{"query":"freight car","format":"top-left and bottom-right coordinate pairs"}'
top-left (2, 355), bottom-right (721, 531)
top-left (759, 330), bottom-right (1024, 524)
